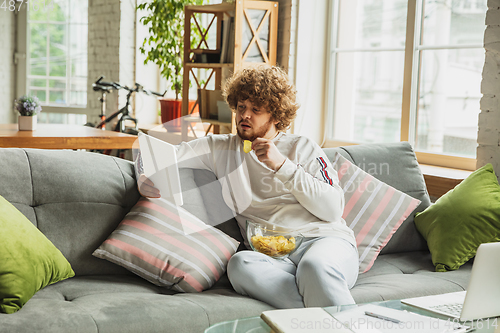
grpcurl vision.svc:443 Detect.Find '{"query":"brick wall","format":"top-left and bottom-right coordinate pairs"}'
top-left (0, 11), bottom-right (16, 124)
top-left (87, 0), bottom-right (136, 126)
top-left (477, 0), bottom-right (500, 176)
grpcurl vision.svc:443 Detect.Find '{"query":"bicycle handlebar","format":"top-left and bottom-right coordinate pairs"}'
top-left (135, 83), bottom-right (166, 97)
top-left (93, 76), bottom-right (165, 97)
top-left (92, 84), bottom-right (113, 93)
top-left (94, 76), bottom-right (121, 90)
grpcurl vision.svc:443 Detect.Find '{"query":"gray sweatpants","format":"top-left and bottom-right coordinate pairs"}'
top-left (227, 237), bottom-right (359, 309)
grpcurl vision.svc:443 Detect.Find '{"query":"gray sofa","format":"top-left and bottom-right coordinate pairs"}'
top-left (0, 142), bottom-right (473, 332)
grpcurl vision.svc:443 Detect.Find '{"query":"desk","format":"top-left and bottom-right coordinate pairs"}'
top-left (0, 124), bottom-right (137, 150)
top-left (183, 116), bottom-right (233, 136)
top-left (139, 122), bottom-right (209, 145)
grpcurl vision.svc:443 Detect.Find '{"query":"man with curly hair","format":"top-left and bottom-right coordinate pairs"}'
top-left (138, 65), bottom-right (359, 308)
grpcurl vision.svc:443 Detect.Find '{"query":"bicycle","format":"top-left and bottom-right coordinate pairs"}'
top-left (90, 76), bottom-right (166, 134)
top-left (87, 76), bottom-right (166, 157)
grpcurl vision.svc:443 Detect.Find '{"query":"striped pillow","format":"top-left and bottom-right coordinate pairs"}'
top-left (93, 197), bottom-right (239, 292)
top-left (332, 153), bottom-right (421, 273)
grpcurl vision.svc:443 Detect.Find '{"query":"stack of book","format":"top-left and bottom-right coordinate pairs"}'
top-left (220, 16), bottom-right (234, 63)
top-left (197, 89), bottom-right (225, 120)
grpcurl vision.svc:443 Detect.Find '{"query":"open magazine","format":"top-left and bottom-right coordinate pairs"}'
top-left (261, 304), bottom-right (472, 333)
top-left (137, 132), bottom-right (183, 206)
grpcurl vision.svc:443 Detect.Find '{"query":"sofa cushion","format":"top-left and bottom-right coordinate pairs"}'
top-left (93, 197), bottom-right (240, 292)
top-left (0, 149), bottom-right (36, 223)
top-left (415, 163), bottom-right (500, 272)
top-left (0, 149), bottom-right (239, 279)
top-left (0, 195), bottom-right (74, 314)
top-left (0, 149), bottom-right (142, 277)
top-left (0, 274), bottom-right (273, 333)
top-left (324, 142), bottom-right (431, 255)
top-left (332, 153), bottom-right (421, 273)
top-left (351, 251), bottom-right (472, 303)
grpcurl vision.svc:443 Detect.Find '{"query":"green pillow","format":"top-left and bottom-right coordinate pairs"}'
top-left (415, 163), bottom-right (500, 272)
top-left (0, 195), bottom-right (74, 314)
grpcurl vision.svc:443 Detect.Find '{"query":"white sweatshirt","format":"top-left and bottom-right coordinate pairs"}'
top-left (174, 132), bottom-right (356, 247)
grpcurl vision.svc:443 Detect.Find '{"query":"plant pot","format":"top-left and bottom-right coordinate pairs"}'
top-left (18, 115), bottom-right (37, 131)
top-left (159, 99), bottom-right (199, 132)
top-left (159, 99), bottom-right (182, 132)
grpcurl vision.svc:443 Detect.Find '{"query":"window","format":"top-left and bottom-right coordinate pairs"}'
top-left (17, 0), bottom-right (89, 124)
top-left (327, 0), bottom-right (486, 169)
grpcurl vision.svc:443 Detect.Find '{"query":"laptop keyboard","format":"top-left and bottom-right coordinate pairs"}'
top-left (429, 303), bottom-right (463, 317)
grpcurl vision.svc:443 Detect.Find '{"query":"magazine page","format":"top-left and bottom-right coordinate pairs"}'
top-left (329, 304), bottom-right (471, 333)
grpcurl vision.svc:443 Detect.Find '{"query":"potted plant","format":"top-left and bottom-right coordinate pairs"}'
top-left (15, 95), bottom-right (42, 131)
top-left (138, 0), bottom-right (205, 131)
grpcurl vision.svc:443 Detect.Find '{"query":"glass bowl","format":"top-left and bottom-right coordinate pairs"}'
top-left (246, 220), bottom-right (304, 260)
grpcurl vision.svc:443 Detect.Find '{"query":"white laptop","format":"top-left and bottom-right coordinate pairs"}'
top-left (137, 132), bottom-right (183, 206)
top-left (401, 242), bottom-right (500, 321)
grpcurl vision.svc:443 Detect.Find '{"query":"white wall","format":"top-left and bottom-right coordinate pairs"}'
top-left (477, 1), bottom-right (500, 176)
top-left (0, 11), bottom-right (16, 124)
top-left (135, 0), bottom-right (162, 125)
top-left (293, 0), bottom-right (329, 144)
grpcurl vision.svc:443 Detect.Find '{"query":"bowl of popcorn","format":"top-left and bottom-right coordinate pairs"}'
top-left (246, 220), bottom-right (304, 260)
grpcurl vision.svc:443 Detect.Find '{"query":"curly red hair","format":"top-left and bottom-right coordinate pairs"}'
top-left (222, 65), bottom-right (299, 131)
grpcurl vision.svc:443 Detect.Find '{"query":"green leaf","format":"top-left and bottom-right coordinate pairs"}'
top-left (137, 0), bottom-right (208, 96)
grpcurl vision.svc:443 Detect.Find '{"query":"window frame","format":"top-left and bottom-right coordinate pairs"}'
top-left (324, 0), bottom-right (479, 171)
top-left (15, 4), bottom-right (91, 118)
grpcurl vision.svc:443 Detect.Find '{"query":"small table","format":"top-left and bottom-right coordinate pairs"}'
top-left (205, 300), bottom-right (499, 332)
top-left (140, 122), bottom-right (208, 145)
top-left (0, 124), bottom-right (137, 150)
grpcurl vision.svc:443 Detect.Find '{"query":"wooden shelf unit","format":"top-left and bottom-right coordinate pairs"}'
top-left (184, 63), bottom-right (234, 69)
top-left (182, 0), bottom-right (279, 134)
